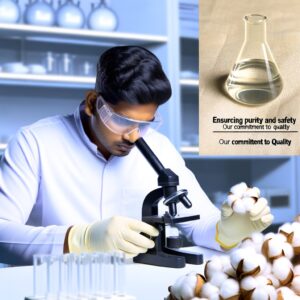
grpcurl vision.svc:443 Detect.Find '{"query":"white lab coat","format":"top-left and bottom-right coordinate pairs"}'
top-left (0, 105), bottom-right (221, 265)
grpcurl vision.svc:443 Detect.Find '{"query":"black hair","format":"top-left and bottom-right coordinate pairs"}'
top-left (95, 46), bottom-right (172, 105)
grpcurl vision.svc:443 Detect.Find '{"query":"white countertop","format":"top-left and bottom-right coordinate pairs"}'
top-left (0, 247), bottom-right (222, 300)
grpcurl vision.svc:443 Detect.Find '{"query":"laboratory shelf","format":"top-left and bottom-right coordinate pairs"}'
top-left (0, 143), bottom-right (6, 154)
top-left (180, 146), bottom-right (199, 154)
top-left (0, 23), bottom-right (168, 47)
top-left (180, 78), bottom-right (199, 86)
top-left (0, 73), bottom-right (95, 89)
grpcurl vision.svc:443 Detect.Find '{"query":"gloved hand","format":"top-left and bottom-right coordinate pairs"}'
top-left (68, 216), bottom-right (159, 257)
top-left (216, 197), bottom-right (274, 249)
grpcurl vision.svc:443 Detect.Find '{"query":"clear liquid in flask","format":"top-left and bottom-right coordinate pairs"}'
top-left (225, 58), bottom-right (283, 105)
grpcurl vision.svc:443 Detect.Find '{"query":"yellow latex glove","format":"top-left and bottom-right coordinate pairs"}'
top-left (68, 216), bottom-right (159, 257)
top-left (216, 197), bottom-right (274, 249)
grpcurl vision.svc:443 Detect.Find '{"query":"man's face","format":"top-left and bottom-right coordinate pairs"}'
top-left (90, 98), bottom-right (158, 157)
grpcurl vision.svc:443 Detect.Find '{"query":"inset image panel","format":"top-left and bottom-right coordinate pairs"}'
top-left (199, 0), bottom-right (300, 155)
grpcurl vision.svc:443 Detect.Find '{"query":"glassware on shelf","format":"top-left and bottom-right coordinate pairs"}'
top-left (59, 53), bottom-right (74, 76)
top-left (24, 0), bottom-right (55, 27)
top-left (225, 14), bottom-right (283, 105)
top-left (0, 0), bottom-right (21, 24)
top-left (27, 64), bottom-right (46, 74)
top-left (2, 62), bottom-right (29, 73)
top-left (43, 51), bottom-right (58, 74)
top-left (78, 56), bottom-right (96, 77)
top-left (56, 0), bottom-right (85, 29)
top-left (88, 0), bottom-right (118, 31)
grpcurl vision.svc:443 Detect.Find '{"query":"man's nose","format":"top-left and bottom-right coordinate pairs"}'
top-left (122, 128), bottom-right (140, 143)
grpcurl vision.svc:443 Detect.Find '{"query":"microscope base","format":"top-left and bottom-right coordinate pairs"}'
top-left (164, 247), bottom-right (203, 265)
top-left (133, 252), bottom-right (186, 268)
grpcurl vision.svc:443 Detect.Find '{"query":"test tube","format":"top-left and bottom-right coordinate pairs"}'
top-left (102, 253), bottom-right (114, 298)
top-left (58, 254), bottom-right (77, 300)
top-left (112, 252), bottom-right (124, 296)
top-left (46, 255), bottom-right (59, 300)
top-left (111, 253), bottom-right (136, 300)
top-left (76, 253), bottom-right (91, 300)
top-left (32, 254), bottom-right (48, 299)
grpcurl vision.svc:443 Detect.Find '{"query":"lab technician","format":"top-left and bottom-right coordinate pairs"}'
top-left (0, 46), bottom-right (273, 265)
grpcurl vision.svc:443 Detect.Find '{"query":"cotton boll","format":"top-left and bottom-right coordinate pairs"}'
top-left (279, 223), bottom-right (294, 243)
top-left (200, 282), bottom-right (219, 299)
top-left (232, 199), bottom-right (247, 214)
top-left (291, 274), bottom-right (300, 295)
top-left (241, 276), bottom-right (277, 299)
top-left (282, 242), bottom-right (294, 259)
top-left (204, 256), bottom-right (223, 280)
top-left (256, 254), bottom-right (267, 274)
top-left (291, 230), bottom-right (300, 255)
top-left (272, 257), bottom-right (294, 285)
top-left (266, 285), bottom-right (278, 300)
top-left (279, 222), bottom-right (293, 234)
top-left (255, 275), bottom-right (270, 287)
top-left (230, 182), bottom-right (248, 197)
top-left (243, 197), bottom-right (256, 211)
top-left (294, 265), bottom-right (300, 275)
top-left (169, 272), bottom-right (205, 300)
top-left (251, 232), bottom-right (264, 248)
top-left (240, 276), bottom-right (257, 292)
top-left (236, 255), bottom-right (261, 279)
top-left (243, 187), bottom-right (260, 199)
top-left (265, 273), bottom-right (280, 288)
top-left (220, 255), bottom-right (236, 278)
top-left (240, 238), bottom-right (255, 249)
top-left (277, 287), bottom-right (298, 299)
top-left (292, 221), bottom-right (300, 231)
top-left (251, 285), bottom-right (277, 300)
top-left (262, 238), bottom-right (285, 261)
top-left (261, 262), bottom-right (272, 276)
top-left (169, 274), bottom-right (186, 299)
top-left (276, 233), bottom-right (288, 243)
top-left (263, 232), bottom-right (276, 242)
top-left (219, 278), bottom-right (240, 299)
top-left (227, 194), bottom-right (239, 207)
top-left (230, 248), bottom-right (256, 271)
top-left (209, 272), bottom-right (228, 288)
top-left (241, 232), bottom-right (264, 253)
top-left (295, 215), bottom-right (300, 223)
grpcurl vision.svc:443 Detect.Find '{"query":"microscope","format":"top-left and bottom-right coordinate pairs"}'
top-left (133, 138), bottom-right (203, 268)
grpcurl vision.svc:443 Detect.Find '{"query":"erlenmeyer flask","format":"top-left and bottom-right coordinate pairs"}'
top-left (225, 14), bottom-right (283, 105)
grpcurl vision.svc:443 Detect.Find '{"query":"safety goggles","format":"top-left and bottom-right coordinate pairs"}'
top-left (96, 96), bottom-right (162, 136)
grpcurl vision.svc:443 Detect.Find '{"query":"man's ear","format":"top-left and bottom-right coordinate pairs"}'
top-left (84, 90), bottom-right (97, 116)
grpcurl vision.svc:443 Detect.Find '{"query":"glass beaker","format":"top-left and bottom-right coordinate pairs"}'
top-left (225, 14), bottom-right (283, 105)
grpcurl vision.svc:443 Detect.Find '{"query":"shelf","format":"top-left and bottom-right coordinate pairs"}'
top-left (180, 78), bottom-right (199, 86)
top-left (0, 23), bottom-right (168, 46)
top-left (180, 146), bottom-right (199, 153)
top-left (0, 73), bottom-right (95, 88)
top-left (0, 143), bottom-right (6, 154)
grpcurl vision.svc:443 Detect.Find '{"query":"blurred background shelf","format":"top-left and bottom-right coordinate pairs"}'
top-left (180, 78), bottom-right (199, 86)
top-left (0, 73), bottom-right (95, 88)
top-left (0, 23), bottom-right (168, 46)
top-left (0, 143), bottom-right (6, 154)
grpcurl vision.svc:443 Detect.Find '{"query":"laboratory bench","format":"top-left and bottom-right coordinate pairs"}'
top-left (0, 247), bottom-right (221, 300)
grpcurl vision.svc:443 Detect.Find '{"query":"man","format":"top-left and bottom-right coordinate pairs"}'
top-left (0, 46), bottom-right (273, 265)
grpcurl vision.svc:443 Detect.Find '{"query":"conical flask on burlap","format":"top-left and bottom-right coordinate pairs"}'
top-left (225, 14), bottom-right (283, 105)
